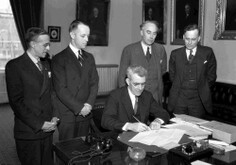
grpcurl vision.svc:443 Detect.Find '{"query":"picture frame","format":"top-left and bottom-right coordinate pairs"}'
top-left (143, 0), bottom-right (167, 44)
top-left (76, 0), bottom-right (110, 46)
top-left (214, 0), bottom-right (236, 40)
top-left (170, 0), bottom-right (205, 45)
top-left (48, 26), bottom-right (61, 42)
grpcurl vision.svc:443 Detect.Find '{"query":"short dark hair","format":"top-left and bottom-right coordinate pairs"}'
top-left (184, 24), bottom-right (200, 35)
top-left (140, 20), bottom-right (160, 30)
top-left (25, 27), bottom-right (49, 48)
top-left (69, 20), bottom-right (89, 33)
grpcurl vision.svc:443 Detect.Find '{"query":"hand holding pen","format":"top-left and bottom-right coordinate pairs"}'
top-left (125, 116), bottom-right (151, 132)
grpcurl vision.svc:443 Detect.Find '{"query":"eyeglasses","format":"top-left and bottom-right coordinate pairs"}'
top-left (130, 81), bottom-right (146, 88)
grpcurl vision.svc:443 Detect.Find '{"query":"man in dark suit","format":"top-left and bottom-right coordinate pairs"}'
top-left (52, 20), bottom-right (99, 140)
top-left (102, 65), bottom-right (170, 132)
top-left (168, 24), bottom-right (217, 118)
top-left (5, 27), bottom-right (59, 165)
top-left (118, 21), bottom-right (167, 105)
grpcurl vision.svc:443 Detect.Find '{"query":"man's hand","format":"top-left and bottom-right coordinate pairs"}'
top-left (79, 104), bottom-right (92, 117)
top-left (51, 117), bottom-right (60, 125)
top-left (41, 121), bottom-right (57, 132)
top-left (149, 121), bottom-right (161, 130)
top-left (126, 122), bottom-right (151, 132)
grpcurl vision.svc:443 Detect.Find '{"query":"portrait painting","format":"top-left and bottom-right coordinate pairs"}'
top-left (76, 0), bottom-right (110, 46)
top-left (171, 0), bottom-right (205, 45)
top-left (225, 0), bottom-right (236, 30)
top-left (143, 0), bottom-right (167, 44)
top-left (214, 0), bottom-right (236, 40)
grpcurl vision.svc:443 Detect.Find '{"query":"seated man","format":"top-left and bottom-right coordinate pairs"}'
top-left (101, 65), bottom-right (170, 132)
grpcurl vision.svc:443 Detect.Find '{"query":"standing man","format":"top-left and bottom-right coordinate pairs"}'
top-left (102, 65), bottom-right (170, 132)
top-left (52, 20), bottom-right (99, 140)
top-left (168, 24), bottom-right (217, 118)
top-left (118, 20), bottom-right (167, 105)
top-left (5, 27), bottom-right (58, 165)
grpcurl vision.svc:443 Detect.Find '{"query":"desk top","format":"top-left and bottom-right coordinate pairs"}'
top-left (53, 132), bottom-right (236, 165)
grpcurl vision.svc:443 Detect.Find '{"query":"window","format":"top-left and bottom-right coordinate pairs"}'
top-left (0, 0), bottom-right (24, 70)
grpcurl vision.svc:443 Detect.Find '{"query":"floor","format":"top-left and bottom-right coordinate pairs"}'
top-left (0, 103), bottom-right (59, 165)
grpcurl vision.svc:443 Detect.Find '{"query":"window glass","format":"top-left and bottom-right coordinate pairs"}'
top-left (0, 0), bottom-right (24, 70)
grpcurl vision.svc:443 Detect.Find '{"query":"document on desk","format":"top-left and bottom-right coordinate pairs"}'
top-left (171, 114), bottom-right (209, 125)
top-left (129, 129), bottom-right (185, 148)
top-left (163, 123), bottom-right (212, 137)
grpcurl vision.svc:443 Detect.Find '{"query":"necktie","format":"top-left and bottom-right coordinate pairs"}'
top-left (188, 49), bottom-right (194, 63)
top-left (134, 96), bottom-right (138, 114)
top-left (78, 50), bottom-right (84, 66)
top-left (146, 47), bottom-right (151, 61)
top-left (37, 60), bottom-right (43, 73)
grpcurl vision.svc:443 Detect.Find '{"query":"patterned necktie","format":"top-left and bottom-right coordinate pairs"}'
top-left (37, 60), bottom-right (43, 73)
top-left (134, 96), bottom-right (138, 114)
top-left (146, 47), bottom-right (151, 61)
top-left (78, 50), bottom-right (84, 66)
top-left (189, 49), bottom-right (194, 63)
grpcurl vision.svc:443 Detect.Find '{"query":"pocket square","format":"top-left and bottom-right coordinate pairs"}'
top-left (204, 60), bottom-right (207, 64)
top-left (48, 71), bottom-right (51, 78)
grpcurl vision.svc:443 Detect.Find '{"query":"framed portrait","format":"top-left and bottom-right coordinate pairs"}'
top-left (143, 0), bottom-right (167, 44)
top-left (170, 0), bottom-right (205, 45)
top-left (76, 0), bottom-right (110, 46)
top-left (48, 26), bottom-right (61, 42)
top-left (214, 0), bottom-right (236, 40)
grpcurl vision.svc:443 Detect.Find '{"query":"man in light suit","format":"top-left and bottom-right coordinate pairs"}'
top-left (102, 65), bottom-right (170, 133)
top-left (118, 20), bottom-right (167, 105)
top-left (168, 24), bottom-right (217, 118)
top-left (5, 27), bottom-right (58, 165)
top-left (52, 20), bottom-right (99, 140)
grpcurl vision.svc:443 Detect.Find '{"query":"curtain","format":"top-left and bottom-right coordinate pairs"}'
top-left (9, 0), bottom-right (44, 51)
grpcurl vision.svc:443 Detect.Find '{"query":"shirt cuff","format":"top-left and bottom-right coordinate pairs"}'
top-left (122, 122), bottom-right (129, 131)
top-left (84, 103), bottom-right (92, 109)
top-left (153, 118), bottom-right (164, 124)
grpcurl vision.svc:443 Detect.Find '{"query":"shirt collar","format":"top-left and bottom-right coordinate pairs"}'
top-left (141, 41), bottom-right (152, 54)
top-left (27, 50), bottom-right (39, 64)
top-left (127, 87), bottom-right (136, 106)
top-left (69, 43), bottom-right (81, 58)
top-left (186, 47), bottom-right (197, 56)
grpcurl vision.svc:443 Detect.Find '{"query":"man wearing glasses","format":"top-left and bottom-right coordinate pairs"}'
top-left (102, 65), bottom-right (170, 132)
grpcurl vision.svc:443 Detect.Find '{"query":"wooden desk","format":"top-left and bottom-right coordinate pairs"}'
top-left (53, 132), bottom-right (236, 165)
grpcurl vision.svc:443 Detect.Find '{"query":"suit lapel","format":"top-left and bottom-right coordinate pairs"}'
top-left (138, 94), bottom-right (146, 122)
top-left (195, 46), bottom-right (205, 82)
top-left (23, 54), bottom-right (44, 95)
top-left (121, 88), bottom-right (134, 121)
top-left (40, 61), bottom-right (50, 96)
top-left (67, 47), bottom-right (82, 76)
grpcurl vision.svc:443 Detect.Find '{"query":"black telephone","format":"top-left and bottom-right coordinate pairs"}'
top-left (68, 135), bottom-right (113, 165)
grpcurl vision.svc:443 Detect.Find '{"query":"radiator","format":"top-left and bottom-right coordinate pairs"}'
top-left (96, 64), bottom-right (119, 95)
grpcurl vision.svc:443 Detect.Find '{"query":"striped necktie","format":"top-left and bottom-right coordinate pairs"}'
top-left (78, 50), bottom-right (84, 66)
top-left (37, 60), bottom-right (43, 73)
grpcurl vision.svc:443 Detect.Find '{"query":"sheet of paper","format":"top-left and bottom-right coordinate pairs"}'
top-left (191, 160), bottom-right (212, 165)
top-left (129, 129), bottom-right (185, 147)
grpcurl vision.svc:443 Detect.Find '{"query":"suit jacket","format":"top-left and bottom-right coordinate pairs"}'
top-left (168, 45), bottom-right (217, 114)
top-left (101, 86), bottom-right (170, 132)
top-left (51, 46), bottom-right (99, 122)
top-left (5, 53), bottom-right (53, 140)
top-left (118, 41), bottom-right (167, 104)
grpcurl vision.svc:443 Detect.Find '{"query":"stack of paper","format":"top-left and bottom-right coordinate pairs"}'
top-left (163, 122), bottom-right (212, 137)
top-left (128, 129), bottom-right (185, 149)
top-left (171, 114), bottom-right (209, 125)
top-left (200, 121), bottom-right (236, 143)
